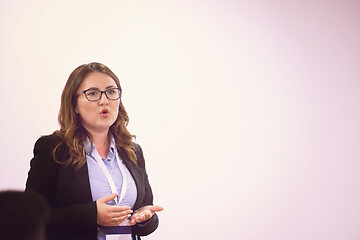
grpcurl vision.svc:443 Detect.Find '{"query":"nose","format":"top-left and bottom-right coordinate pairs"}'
top-left (98, 92), bottom-right (109, 105)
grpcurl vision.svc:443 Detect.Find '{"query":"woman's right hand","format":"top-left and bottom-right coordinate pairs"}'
top-left (96, 193), bottom-right (133, 226)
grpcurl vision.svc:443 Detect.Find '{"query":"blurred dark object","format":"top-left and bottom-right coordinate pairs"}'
top-left (0, 190), bottom-right (49, 240)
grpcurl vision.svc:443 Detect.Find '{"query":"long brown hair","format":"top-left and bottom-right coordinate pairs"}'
top-left (54, 62), bottom-right (137, 169)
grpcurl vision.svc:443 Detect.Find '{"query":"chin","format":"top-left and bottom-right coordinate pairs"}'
top-left (101, 121), bottom-right (116, 130)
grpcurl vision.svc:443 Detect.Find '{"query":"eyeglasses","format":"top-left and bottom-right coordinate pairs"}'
top-left (76, 88), bottom-right (122, 101)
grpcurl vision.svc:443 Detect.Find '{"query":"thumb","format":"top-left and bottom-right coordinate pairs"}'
top-left (149, 205), bottom-right (164, 212)
top-left (98, 192), bottom-right (117, 203)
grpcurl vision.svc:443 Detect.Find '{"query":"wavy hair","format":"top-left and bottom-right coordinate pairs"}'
top-left (53, 62), bottom-right (137, 169)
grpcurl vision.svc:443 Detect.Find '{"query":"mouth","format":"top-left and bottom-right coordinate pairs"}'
top-left (101, 109), bottom-right (109, 116)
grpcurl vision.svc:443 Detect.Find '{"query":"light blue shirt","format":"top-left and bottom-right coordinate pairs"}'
top-left (85, 137), bottom-right (137, 239)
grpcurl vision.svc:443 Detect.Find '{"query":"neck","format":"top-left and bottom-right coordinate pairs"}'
top-left (90, 131), bottom-right (109, 146)
top-left (88, 129), bottom-right (110, 158)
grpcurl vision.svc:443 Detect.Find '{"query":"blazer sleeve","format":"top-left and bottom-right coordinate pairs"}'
top-left (25, 135), bottom-right (98, 237)
top-left (131, 143), bottom-right (159, 237)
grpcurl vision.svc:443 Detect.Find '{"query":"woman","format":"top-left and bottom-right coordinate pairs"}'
top-left (26, 62), bottom-right (163, 240)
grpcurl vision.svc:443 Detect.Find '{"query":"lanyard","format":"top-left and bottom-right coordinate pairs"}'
top-left (92, 147), bottom-right (128, 205)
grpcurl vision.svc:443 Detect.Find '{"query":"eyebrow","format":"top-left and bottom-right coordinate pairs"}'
top-left (105, 85), bottom-right (118, 89)
top-left (86, 86), bottom-right (117, 91)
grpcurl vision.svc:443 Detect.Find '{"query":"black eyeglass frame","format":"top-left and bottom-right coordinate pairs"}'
top-left (76, 87), bottom-right (122, 101)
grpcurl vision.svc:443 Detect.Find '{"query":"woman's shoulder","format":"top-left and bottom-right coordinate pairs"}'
top-left (133, 142), bottom-right (142, 154)
top-left (133, 142), bottom-right (146, 168)
top-left (35, 133), bottom-right (63, 148)
top-left (33, 132), bottom-right (66, 157)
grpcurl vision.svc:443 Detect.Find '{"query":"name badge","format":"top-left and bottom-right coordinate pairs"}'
top-left (104, 220), bottom-right (132, 240)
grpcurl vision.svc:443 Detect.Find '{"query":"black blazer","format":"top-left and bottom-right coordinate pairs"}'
top-left (26, 134), bottom-right (159, 240)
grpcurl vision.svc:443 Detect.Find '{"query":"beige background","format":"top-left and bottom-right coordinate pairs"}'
top-left (1, 1), bottom-right (360, 239)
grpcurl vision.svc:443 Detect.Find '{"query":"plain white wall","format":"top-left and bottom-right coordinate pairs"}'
top-left (1, 0), bottom-right (360, 239)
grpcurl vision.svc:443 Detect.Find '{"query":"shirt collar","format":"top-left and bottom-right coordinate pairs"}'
top-left (109, 136), bottom-right (116, 155)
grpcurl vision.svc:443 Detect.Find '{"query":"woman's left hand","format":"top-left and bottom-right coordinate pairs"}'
top-left (130, 205), bottom-right (164, 225)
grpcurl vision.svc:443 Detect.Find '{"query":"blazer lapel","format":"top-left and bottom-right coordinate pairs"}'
top-left (73, 163), bottom-right (93, 203)
top-left (117, 147), bottom-right (143, 208)
top-left (56, 142), bottom-right (93, 205)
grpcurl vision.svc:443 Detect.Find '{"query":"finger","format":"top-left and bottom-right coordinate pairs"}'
top-left (132, 208), bottom-right (156, 221)
top-left (133, 213), bottom-right (146, 223)
top-left (113, 215), bottom-right (129, 225)
top-left (138, 213), bottom-right (145, 220)
top-left (130, 214), bottom-right (138, 225)
top-left (111, 209), bottom-right (133, 218)
top-left (145, 210), bottom-right (152, 218)
top-left (137, 209), bottom-right (151, 218)
top-left (98, 193), bottom-right (118, 203)
top-left (130, 206), bottom-right (162, 225)
top-left (130, 216), bottom-right (141, 225)
top-left (110, 205), bottom-right (132, 213)
top-left (135, 205), bottom-right (163, 213)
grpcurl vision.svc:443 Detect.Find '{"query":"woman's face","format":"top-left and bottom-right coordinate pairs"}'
top-left (75, 71), bottom-right (120, 134)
